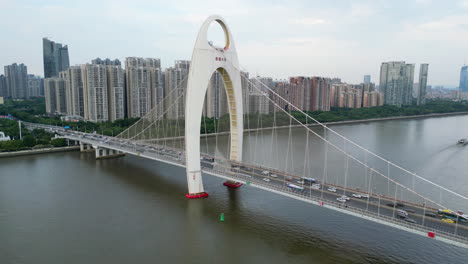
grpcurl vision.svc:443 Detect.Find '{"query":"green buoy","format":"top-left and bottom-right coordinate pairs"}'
top-left (220, 213), bottom-right (225, 222)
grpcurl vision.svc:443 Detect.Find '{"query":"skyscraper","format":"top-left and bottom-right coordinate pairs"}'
top-left (310, 77), bottom-right (331, 111)
top-left (249, 77), bottom-right (273, 114)
top-left (363, 75), bottom-right (371, 84)
top-left (27, 75), bottom-right (44, 97)
top-left (44, 77), bottom-right (67, 114)
top-left (164, 60), bottom-right (190, 119)
top-left (61, 66), bottom-right (85, 117)
top-left (379, 61), bottom-right (415, 106)
top-left (4, 63), bottom-right (28, 99)
top-left (417, 64), bottom-right (429, 105)
top-left (460, 65), bottom-right (468, 92)
top-left (106, 65), bottom-right (125, 121)
top-left (58, 62), bottom-right (124, 121)
top-left (0, 75), bottom-right (7, 97)
top-left (43, 38), bottom-right (70, 78)
top-left (92, 58), bottom-right (121, 66)
top-left (241, 71), bottom-right (250, 114)
top-left (403, 64), bottom-right (415, 105)
top-left (44, 78), bottom-right (57, 113)
top-left (289, 77), bottom-right (308, 110)
top-left (126, 57), bottom-right (162, 118)
top-left (82, 64), bottom-right (108, 122)
top-left (204, 71), bottom-right (228, 118)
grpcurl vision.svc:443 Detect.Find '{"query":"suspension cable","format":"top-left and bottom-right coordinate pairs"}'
top-left (233, 62), bottom-right (468, 203)
top-left (235, 70), bottom-right (449, 210)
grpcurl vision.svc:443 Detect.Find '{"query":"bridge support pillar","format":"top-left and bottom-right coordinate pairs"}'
top-left (184, 16), bottom-right (243, 199)
top-left (223, 180), bottom-right (243, 188)
top-left (80, 142), bottom-right (94, 152)
top-left (94, 146), bottom-right (125, 160)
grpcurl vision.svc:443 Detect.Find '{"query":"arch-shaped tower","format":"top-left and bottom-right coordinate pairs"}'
top-left (185, 15), bottom-right (243, 198)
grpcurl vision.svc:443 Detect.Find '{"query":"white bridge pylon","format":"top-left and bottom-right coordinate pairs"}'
top-left (185, 15), bottom-right (243, 197)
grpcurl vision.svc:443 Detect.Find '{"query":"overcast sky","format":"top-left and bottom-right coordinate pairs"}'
top-left (1, 0), bottom-right (467, 86)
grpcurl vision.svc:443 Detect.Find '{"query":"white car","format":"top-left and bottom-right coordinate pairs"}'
top-left (261, 170), bottom-right (270, 175)
top-left (270, 174), bottom-right (278, 178)
top-left (352, 194), bottom-right (362, 198)
top-left (337, 197), bottom-right (347, 202)
top-left (327, 187), bottom-right (337, 192)
top-left (311, 184), bottom-right (321, 189)
top-left (360, 194), bottom-right (370, 199)
top-left (263, 178), bottom-right (270, 182)
top-left (340, 195), bottom-right (350, 201)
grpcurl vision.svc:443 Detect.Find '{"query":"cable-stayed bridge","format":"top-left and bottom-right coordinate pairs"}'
top-left (25, 15), bottom-right (468, 249)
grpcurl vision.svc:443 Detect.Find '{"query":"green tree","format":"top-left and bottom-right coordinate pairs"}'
top-left (22, 135), bottom-right (36, 147)
top-left (51, 138), bottom-right (67, 147)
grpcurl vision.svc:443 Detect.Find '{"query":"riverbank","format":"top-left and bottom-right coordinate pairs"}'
top-left (0, 145), bottom-right (80, 158)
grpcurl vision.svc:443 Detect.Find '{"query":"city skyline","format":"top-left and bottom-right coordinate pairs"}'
top-left (1, 0), bottom-right (467, 87)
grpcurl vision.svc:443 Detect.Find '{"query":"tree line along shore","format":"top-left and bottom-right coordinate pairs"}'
top-left (1, 98), bottom-right (468, 152)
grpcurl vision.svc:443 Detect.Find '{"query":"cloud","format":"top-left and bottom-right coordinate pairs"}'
top-left (0, 0), bottom-right (466, 85)
top-left (290, 18), bottom-right (326, 26)
top-left (350, 3), bottom-right (376, 17)
top-left (415, 0), bottom-right (432, 4)
top-left (417, 15), bottom-right (468, 30)
top-left (460, 0), bottom-right (468, 7)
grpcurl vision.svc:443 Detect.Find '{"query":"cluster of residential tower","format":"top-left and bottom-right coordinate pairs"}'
top-left (2, 38), bottom-right (468, 123)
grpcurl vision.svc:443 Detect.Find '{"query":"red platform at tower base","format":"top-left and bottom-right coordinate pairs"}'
top-left (223, 181), bottom-right (243, 188)
top-left (185, 192), bottom-right (209, 199)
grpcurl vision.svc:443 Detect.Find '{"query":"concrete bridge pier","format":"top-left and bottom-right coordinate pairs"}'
top-left (80, 142), bottom-right (94, 152)
top-left (66, 139), bottom-right (79, 146)
top-left (93, 146), bottom-right (125, 160)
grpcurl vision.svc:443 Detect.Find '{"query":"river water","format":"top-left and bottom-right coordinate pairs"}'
top-left (1, 115), bottom-right (468, 263)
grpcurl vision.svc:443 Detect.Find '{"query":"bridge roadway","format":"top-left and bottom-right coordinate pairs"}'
top-left (24, 122), bottom-right (468, 249)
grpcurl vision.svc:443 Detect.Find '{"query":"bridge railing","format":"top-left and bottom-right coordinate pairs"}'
top-left (201, 162), bottom-right (468, 245)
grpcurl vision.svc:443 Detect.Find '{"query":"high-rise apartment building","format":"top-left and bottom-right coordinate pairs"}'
top-left (310, 77), bottom-right (331, 111)
top-left (61, 66), bottom-right (85, 117)
top-left (417, 64), bottom-right (429, 105)
top-left (57, 62), bottom-right (124, 121)
top-left (149, 67), bottom-right (164, 112)
top-left (364, 75), bottom-right (371, 84)
top-left (92, 58), bottom-right (121, 66)
top-left (4, 63), bottom-right (28, 99)
top-left (289, 77), bottom-right (308, 110)
top-left (249, 77), bottom-right (273, 114)
top-left (58, 70), bottom-right (72, 114)
top-left (107, 65), bottom-right (125, 121)
top-left (241, 71), bottom-right (250, 114)
top-left (460, 65), bottom-right (468, 92)
top-left (44, 77), bottom-right (67, 114)
top-left (27, 75), bottom-right (44, 97)
top-left (273, 81), bottom-right (291, 110)
top-left (0, 75), bottom-right (7, 97)
top-left (164, 60), bottom-right (190, 119)
top-left (203, 71), bottom-right (228, 118)
top-left (44, 78), bottom-right (57, 113)
top-left (379, 61), bottom-right (415, 106)
top-left (126, 57), bottom-right (162, 118)
top-left (82, 64), bottom-right (108, 122)
top-left (43, 38), bottom-right (70, 78)
top-left (330, 83), bottom-right (382, 108)
top-left (403, 64), bottom-right (415, 105)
